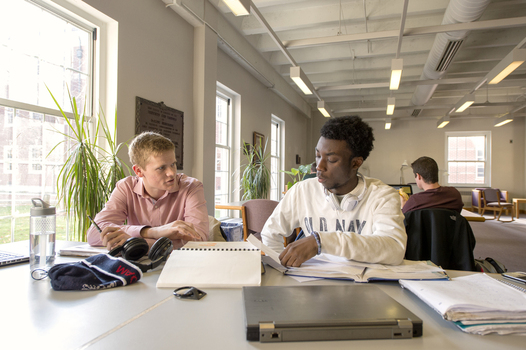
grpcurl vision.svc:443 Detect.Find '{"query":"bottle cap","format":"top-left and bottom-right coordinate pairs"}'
top-left (30, 198), bottom-right (56, 216)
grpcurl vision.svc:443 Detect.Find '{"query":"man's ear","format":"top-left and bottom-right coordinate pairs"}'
top-left (351, 157), bottom-right (364, 170)
top-left (132, 164), bottom-right (143, 177)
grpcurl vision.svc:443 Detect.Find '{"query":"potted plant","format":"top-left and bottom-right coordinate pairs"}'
top-left (47, 88), bottom-right (130, 241)
top-left (240, 140), bottom-right (271, 200)
top-left (282, 163), bottom-right (311, 190)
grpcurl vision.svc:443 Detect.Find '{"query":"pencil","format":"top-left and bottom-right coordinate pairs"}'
top-left (87, 215), bottom-right (102, 233)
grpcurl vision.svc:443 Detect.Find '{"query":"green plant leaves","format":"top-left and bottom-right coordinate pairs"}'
top-left (282, 163), bottom-right (311, 189)
top-left (241, 139), bottom-right (271, 200)
top-left (47, 87), bottom-right (129, 242)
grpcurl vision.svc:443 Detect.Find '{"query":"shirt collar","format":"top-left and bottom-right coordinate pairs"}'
top-left (133, 175), bottom-right (181, 200)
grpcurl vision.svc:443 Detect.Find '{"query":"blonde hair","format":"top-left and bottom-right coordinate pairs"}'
top-left (128, 132), bottom-right (175, 168)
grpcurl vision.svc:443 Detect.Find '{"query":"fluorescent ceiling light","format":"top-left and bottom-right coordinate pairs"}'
top-left (487, 49), bottom-right (526, 84)
top-left (223, 0), bottom-right (250, 16)
top-left (437, 115), bottom-right (450, 129)
top-left (494, 114), bottom-right (513, 127)
top-left (385, 118), bottom-right (392, 130)
top-left (317, 100), bottom-right (331, 117)
top-left (390, 59), bottom-right (403, 90)
top-left (386, 97), bottom-right (395, 115)
top-left (290, 66), bottom-right (314, 95)
top-left (454, 93), bottom-right (475, 113)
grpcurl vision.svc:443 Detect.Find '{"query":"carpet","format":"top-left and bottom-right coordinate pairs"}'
top-left (470, 214), bottom-right (526, 272)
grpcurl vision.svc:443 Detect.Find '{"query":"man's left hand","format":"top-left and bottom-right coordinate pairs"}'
top-left (279, 235), bottom-right (318, 267)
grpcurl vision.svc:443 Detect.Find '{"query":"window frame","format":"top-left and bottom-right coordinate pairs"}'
top-left (444, 131), bottom-right (491, 187)
top-left (0, 0), bottom-right (103, 243)
top-left (270, 115), bottom-right (284, 201)
top-left (214, 87), bottom-right (234, 218)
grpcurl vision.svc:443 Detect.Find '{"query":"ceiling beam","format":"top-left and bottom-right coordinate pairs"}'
top-left (283, 16), bottom-right (526, 49)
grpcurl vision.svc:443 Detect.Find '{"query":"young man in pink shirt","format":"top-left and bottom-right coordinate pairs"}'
top-left (87, 132), bottom-right (208, 250)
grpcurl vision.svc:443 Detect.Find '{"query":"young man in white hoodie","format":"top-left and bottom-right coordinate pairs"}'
top-left (261, 116), bottom-right (407, 267)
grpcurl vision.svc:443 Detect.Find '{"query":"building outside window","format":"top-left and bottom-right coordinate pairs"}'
top-left (270, 116), bottom-right (283, 201)
top-left (445, 131), bottom-right (491, 187)
top-left (0, 0), bottom-right (96, 243)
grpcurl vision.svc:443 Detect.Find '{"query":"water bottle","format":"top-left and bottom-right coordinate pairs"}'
top-left (30, 198), bottom-right (56, 278)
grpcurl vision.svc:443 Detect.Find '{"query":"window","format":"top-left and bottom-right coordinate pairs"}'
top-left (445, 131), bottom-right (491, 187)
top-left (270, 116), bottom-right (283, 201)
top-left (215, 91), bottom-right (232, 218)
top-left (0, 0), bottom-right (96, 243)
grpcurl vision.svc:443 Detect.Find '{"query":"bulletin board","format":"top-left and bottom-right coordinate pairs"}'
top-left (135, 97), bottom-right (184, 169)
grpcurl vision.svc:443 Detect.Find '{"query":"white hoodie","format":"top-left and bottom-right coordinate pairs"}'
top-left (261, 175), bottom-right (407, 265)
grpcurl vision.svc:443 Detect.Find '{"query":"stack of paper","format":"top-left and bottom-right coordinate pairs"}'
top-left (247, 235), bottom-right (448, 282)
top-left (400, 274), bottom-right (526, 335)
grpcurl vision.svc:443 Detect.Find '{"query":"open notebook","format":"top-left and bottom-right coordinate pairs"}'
top-left (156, 241), bottom-right (261, 288)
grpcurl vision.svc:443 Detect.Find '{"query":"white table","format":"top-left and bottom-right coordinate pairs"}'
top-left (1, 241), bottom-right (524, 349)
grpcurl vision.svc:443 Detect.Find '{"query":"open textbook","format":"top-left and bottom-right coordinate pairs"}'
top-left (247, 235), bottom-right (448, 282)
top-left (400, 274), bottom-right (526, 335)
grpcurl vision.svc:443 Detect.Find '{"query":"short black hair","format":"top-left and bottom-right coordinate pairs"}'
top-left (411, 156), bottom-right (439, 184)
top-left (320, 116), bottom-right (375, 160)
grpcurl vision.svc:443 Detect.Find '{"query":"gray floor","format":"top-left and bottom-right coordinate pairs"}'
top-left (470, 212), bottom-right (526, 272)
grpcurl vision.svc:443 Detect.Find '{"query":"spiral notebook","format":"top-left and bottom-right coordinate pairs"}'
top-left (156, 241), bottom-right (261, 288)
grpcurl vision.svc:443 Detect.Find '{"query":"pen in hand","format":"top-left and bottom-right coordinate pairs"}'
top-left (87, 215), bottom-right (102, 233)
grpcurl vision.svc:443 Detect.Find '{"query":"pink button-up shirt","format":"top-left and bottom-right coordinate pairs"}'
top-left (87, 174), bottom-right (208, 249)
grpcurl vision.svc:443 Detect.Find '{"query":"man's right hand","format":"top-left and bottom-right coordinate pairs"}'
top-left (101, 227), bottom-right (132, 251)
top-left (141, 220), bottom-right (202, 242)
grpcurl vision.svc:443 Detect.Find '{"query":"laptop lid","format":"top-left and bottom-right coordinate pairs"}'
top-left (243, 284), bottom-right (422, 342)
top-left (0, 241), bottom-right (30, 267)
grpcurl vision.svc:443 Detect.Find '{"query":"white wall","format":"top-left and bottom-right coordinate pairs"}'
top-left (83, 0), bottom-right (197, 174)
top-left (216, 49), bottom-right (315, 195)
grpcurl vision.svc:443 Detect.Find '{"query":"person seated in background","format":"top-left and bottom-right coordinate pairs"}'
top-left (302, 162), bottom-right (317, 180)
top-left (261, 116), bottom-right (407, 268)
top-left (87, 132), bottom-right (208, 250)
top-left (402, 156), bottom-right (463, 214)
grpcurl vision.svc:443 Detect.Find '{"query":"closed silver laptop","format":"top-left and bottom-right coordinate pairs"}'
top-left (243, 284), bottom-right (422, 342)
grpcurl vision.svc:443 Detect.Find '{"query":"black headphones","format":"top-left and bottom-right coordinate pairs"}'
top-left (108, 237), bottom-right (173, 273)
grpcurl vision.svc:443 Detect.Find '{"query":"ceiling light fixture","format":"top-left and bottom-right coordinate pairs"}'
top-left (386, 97), bottom-right (395, 115)
top-left (390, 59), bottom-right (403, 90)
top-left (494, 114), bottom-right (513, 127)
top-left (487, 48), bottom-right (526, 84)
top-left (223, 0), bottom-right (250, 16)
top-left (317, 100), bottom-right (331, 117)
top-left (437, 115), bottom-right (450, 129)
top-left (290, 66), bottom-right (314, 95)
top-left (454, 93), bottom-right (475, 113)
top-left (385, 118), bottom-right (392, 130)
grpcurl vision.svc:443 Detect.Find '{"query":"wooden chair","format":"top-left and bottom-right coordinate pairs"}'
top-left (481, 188), bottom-right (514, 221)
top-left (472, 188), bottom-right (513, 219)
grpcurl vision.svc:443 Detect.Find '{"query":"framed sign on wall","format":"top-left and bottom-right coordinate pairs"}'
top-left (135, 97), bottom-right (184, 169)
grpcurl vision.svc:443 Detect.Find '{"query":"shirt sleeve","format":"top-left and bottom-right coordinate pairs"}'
top-left (181, 181), bottom-right (209, 242)
top-left (86, 179), bottom-right (148, 247)
top-left (260, 187), bottom-right (299, 253)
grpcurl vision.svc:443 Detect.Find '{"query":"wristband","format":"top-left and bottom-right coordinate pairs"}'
top-left (312, 231), bottom-right (321, 255)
